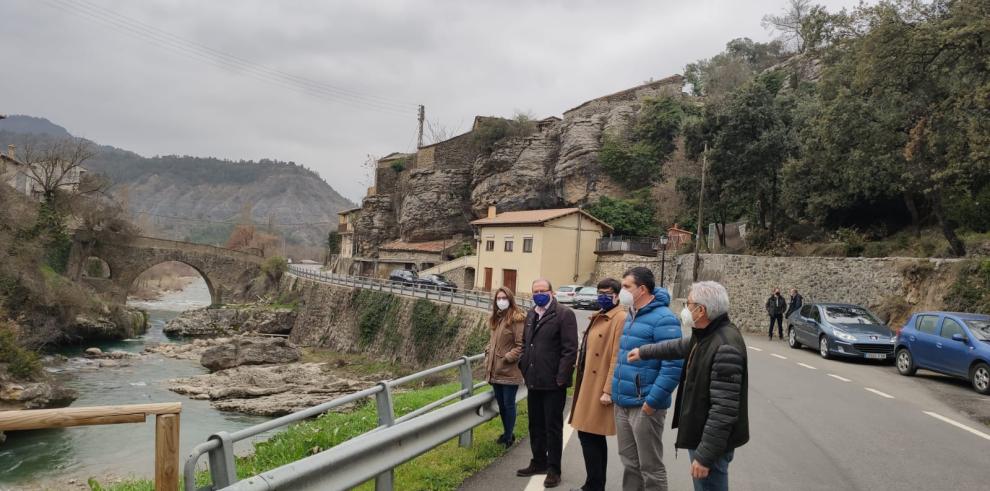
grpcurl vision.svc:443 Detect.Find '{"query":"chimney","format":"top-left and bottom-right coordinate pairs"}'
top-left (7, 144), bottom-right (13, 160)
top-left (487, 206), bottom-right (497, 219)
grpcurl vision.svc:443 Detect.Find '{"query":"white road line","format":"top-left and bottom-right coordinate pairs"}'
top-left (923, 411), bottom-right (990, 442)
top-left (864, 387), bottom-right (895, 399)
top-left (525, 416), bottom-right (577, 489)
top-left (747, 346), bottom-right (763, 352)
top-left (827, 374), bottom-right (852, 382)
top-left (797, 362), bottom-right (817, 370)
top-left (771, 353), bottom-right (788, 360)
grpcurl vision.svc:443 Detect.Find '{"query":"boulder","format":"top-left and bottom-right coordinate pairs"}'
top-left (200, 337), bottom-right (300, 372)
top-left (84, 347), bottom-right (103, 358)
top-left (0, 376), bottom-right (77, 410)
top-left (164, 306), bottom-right (296, 338)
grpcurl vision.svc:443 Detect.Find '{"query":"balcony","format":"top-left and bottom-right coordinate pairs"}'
top-left (595, 236), bottom-right (659, 256)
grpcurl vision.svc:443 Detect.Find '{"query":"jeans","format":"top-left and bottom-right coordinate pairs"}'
top-left (687, 449), bottom-right (734, 491)
top-left (768, 315), bottom-right (784, 339)
top-left (577, 431), bottom-right (607, 491)
top-left (527, 387), bottom-right (567, 474)
top-left (615, 405), bottom-right (667, 491)
top-left (491, 383), bottom-right (518, 440)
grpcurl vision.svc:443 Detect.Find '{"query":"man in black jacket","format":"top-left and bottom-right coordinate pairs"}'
top-left (628, 281), bottom-right (748, 491)
top-left (765, 288), bottom-right (787, 340)
top-left (516, 278), bottom-right (578, 488)
top-left (786, 289), bottom-right (804, 319)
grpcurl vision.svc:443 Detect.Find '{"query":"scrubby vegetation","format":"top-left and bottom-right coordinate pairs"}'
top-left (472, 113), bottom-right (537, 153)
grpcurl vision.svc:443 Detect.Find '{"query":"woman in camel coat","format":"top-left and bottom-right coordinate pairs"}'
top-left (484, 286), bottom-right (526, 447)
top-left (568, 278), bottom-right (626, 491)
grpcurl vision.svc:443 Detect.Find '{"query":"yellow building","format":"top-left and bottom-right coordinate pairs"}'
top-left (470, 207), bottom-right (611, 293)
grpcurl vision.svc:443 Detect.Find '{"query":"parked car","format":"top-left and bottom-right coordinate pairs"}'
top-left (787, 303), bottom-right (896, 361)
top-left (555, 285), bottom-right (583, 304)
top-left (419, 274), bottom-right (458, 291)
top-left (573, 286), bottom-right (599, 310)
top-left (895, 312), bottom-right (990, 395)
top-left (388, 269), bottom-right (419, 286)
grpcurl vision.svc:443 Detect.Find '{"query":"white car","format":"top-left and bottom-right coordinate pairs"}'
top-left (554, 285), bottom-right (583, 304)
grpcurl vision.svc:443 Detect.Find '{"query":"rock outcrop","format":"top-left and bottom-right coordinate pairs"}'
top-left (200, 337), bottom-right (301, 372)
top-left (163, 306), bottom-right (296, 338)
top-left (0, 372), bottom-right (77, 411)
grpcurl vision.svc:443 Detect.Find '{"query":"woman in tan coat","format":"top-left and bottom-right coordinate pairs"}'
top-left (568, 278), bottom-right (626, 491)
top-left (484, 286), bottom-right (526, 447)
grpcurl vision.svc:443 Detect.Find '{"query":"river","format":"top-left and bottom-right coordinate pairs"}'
top-left (0, 280), bottom-right (272, 488)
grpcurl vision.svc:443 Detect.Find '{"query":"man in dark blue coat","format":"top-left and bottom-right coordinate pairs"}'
top-left (611, 267), bottom-right (684, 490)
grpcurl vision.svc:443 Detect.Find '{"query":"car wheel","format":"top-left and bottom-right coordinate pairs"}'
top-left (971, 362), bottom-right (990, 395)
top-left (819, 335), bottom-right (831, 359)
top-left (896, 348), bottom-right (916, 376)
top-left (788, 326), bottom-right (801, 349)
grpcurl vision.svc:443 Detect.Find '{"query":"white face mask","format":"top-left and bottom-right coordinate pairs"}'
top-left (680, 306), bottom-right (696, 328)
top-left (618, 288), bottom-right (635, 308)
top-left (496, 299), bottom-right (510, 311)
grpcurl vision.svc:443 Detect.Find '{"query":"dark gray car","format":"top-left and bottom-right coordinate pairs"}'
top-left (787, 303), bottom-right (897, 361)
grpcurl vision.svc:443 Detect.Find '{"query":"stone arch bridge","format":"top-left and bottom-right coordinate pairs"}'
top-left (68, 233), bottom-right (266, 305)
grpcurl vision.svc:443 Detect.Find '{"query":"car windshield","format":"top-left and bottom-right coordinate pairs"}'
top-left (578, 287), bottom-right (597, 295)
top-left (823, 306), bottom-right (881, 325)
top-left (964, 319), bottom-right (990, 341)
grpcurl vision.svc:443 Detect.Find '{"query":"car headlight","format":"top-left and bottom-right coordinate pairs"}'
top-left (833, 330), bottom-right (857, 342)
top-left (889, 336), bottom-right (897, 343)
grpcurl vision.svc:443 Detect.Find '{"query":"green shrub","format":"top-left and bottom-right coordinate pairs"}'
top-left (351, 289), bottom-right (401, 347)
top-left (583, 196), bottom-right (656, 237)
top-left (411, 300), bottom-right (461, 363)
top-left (0, 322), bottom-right (42, 379)
top-left (472, 113), bottom-right (537, 154)
top-left (463, 320), bottom-right (489, 356)
top-left (261, 256), bottom-right (288, 283)
top-left (390, 159), bottom-right (407, 173)
top-left (944, 259), bottom-right (990, 314)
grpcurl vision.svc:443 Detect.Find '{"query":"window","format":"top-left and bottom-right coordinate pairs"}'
top-left (523, 238), bottom-right (533, 253)
top-left (964, 319), bottom-right (990, 341)
top-left (917, 315), bottom-right (938, 335)
top-left (940, 318), bottom-right (966, 340)
top-left (504, 240), bottom-right (513, 252)
top-left (800, 305), bottom-right (812, 318)
top-left (485, 240), bottom-right (494, 251)
top-left (823, 306), bottom-right (881, 325)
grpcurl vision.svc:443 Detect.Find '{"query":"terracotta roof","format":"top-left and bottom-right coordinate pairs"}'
top-left (471, 208), bottom-right (612, 232)
top-left (379, 239), bottom-right (458, 253)
top-left (668, 225), bottom-right (693, 235)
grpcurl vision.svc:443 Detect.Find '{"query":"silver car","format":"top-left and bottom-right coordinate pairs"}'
top-left (555, 284), bottom-right (583, 304)
top-left (573, 287), bottom-right (599, 310)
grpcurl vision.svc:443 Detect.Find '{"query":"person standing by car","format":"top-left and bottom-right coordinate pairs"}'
top-left (766, 288), bottom-right (787, 340)
top-left (484, 286), bottom-right (526, 447)
top-left (785, 289), bottom-right (803, 319)
top-left (568, 278), bottom-right (626, 491)
top-left (612, 267), bottom-right (683, 491)
top-left (517, 278), bottom-right (578, 488)
top-left (628, 281), bottom-right (749, 491)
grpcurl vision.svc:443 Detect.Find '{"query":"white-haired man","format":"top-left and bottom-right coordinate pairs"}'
top-left (628, 281), bottom-right (749, 491)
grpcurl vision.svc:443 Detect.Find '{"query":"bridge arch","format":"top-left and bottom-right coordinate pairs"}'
top-left (126, 260), bottom-right (218, 305)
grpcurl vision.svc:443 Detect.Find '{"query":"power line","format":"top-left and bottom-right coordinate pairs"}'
top-left (42, 0), bottom-right (419, 115)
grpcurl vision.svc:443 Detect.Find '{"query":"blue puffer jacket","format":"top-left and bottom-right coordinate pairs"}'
top-left (612, 287), bottom-right (684, 409)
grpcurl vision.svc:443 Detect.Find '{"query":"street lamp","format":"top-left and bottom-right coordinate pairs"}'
top-left (659, 235), bottom-right (669, 288)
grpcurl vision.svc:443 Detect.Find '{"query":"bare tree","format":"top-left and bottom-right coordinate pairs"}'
top-left (761, 0), bottom-right (816, 53)
top-left (19, 137), bottom-right (97, 202)
top-left (425, 119), bottom-right (454, 145)
top-left (361, 153), bottom-right (380, 189)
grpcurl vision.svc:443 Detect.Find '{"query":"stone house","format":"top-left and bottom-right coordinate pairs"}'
top-left (470, 206), bottom-right (611, 293)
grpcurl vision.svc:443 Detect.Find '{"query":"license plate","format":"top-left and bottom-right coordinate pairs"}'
top-left (865, 353), bottom-right (887, 359)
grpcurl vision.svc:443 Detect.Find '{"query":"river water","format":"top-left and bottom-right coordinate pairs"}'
top-left (0, 280), bottom-right (272, 488)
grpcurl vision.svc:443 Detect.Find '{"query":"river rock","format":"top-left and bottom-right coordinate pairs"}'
top-left (167, 363), bottom-right (370, 416)
top-left (200, 337), bottom-right (301, 372)
top-left (0, 373), bottom-right (77, 411)
top-left (84, 347), bottom-right (103, 357)
top-left (164, 306), bottom-right (296, 338)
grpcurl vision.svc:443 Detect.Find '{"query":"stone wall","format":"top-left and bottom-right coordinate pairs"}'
top-left (281, 275), bottom-right (489, 367)
top-left (591, 253), bottom-right (676, 288)
top-left (668, 254), bottom-right (962, 333)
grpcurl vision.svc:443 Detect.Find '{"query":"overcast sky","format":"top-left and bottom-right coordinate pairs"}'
top-left (1, 0), bottom-right (864, 202)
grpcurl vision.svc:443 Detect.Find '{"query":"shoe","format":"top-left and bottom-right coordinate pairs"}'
top-left (496, 434), bottom-right (507, 445)
top-left (501, 434), bottom-right (515, 448)
top-left (516, 463), bottom-right (548, 477)
top-left (544, 472), bottom-right (561, 488)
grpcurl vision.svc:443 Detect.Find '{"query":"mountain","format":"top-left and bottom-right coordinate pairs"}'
top-left (0, 115), bottom-right (355, 247)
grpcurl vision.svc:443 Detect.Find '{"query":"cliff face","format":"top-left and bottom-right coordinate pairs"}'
top-left (354, 75), bottom-right (685, 255)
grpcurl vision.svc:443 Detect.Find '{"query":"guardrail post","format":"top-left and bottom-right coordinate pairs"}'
top-left (206, 431), bottom-right (238, 489)
top-left (374, 382), bottom-right (396, 491)
top-left (457, 357), bottom-right (474, 448)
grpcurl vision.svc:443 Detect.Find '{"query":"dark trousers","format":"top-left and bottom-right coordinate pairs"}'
top-left (527, 387), bottom-right (567, 474)
top-left (491, 383), bottom-right (519, 440)
top-left (768, 314), bottom-right (784, 339)
top-left (578, 431), bottom-right (608, 491)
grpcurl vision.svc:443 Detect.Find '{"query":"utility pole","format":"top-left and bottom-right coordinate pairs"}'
top-left (417, 105), bottom-right (425, 149)
top-left (693, 143), bottom-right (708, 282)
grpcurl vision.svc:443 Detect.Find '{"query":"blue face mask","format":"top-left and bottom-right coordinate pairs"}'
top-left (533, 292), bottom-right (552, 307)
top-left (597, 293), bottom-right (616, 311)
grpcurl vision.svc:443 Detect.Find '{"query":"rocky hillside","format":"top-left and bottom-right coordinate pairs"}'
top-left (0, 115), bottom-right (355, 246)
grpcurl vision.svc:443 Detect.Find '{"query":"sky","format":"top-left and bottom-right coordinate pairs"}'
top-left (1, 0), bottom-right (865, 202)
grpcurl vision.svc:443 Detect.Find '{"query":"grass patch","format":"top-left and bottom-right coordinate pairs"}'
top-left (300, 348), bottom-right (410, 379)
top-left (94, 382), bottom-right (529, 491)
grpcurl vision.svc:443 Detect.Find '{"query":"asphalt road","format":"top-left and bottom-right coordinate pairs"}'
top-left (461, 328), bottom-right (990, 490)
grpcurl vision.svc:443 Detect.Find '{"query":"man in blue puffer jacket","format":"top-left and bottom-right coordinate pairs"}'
top-left (611, 266), bottom-right (684, 490)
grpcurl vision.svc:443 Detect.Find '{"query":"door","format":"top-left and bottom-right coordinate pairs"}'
top-left (795, 304), bottom-right (814, 343)
top-left (911, 314), bottom-right (941, 368)
top-left (483, 268), bottom-right (493, 291)
top-left (502, 269), bottom-right (517, 293)
top-left (935, 317), bottom-right (970, 376)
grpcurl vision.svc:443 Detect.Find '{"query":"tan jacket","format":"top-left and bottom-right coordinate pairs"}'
top-left (484, 309), bottom-right (525, 385)
top-left (568, 306), bottom-right (626, 436)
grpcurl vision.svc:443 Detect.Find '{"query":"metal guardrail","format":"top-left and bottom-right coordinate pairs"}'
top-left (596, 236), bottom-right (659, 255)
top-left (287, 265), bottom-right (534, 309)
top-left (184, 353), bottom-right (516, 491)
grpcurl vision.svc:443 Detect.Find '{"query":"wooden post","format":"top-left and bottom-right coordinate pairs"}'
top-left (155, 413), bottom-right (180, 491)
